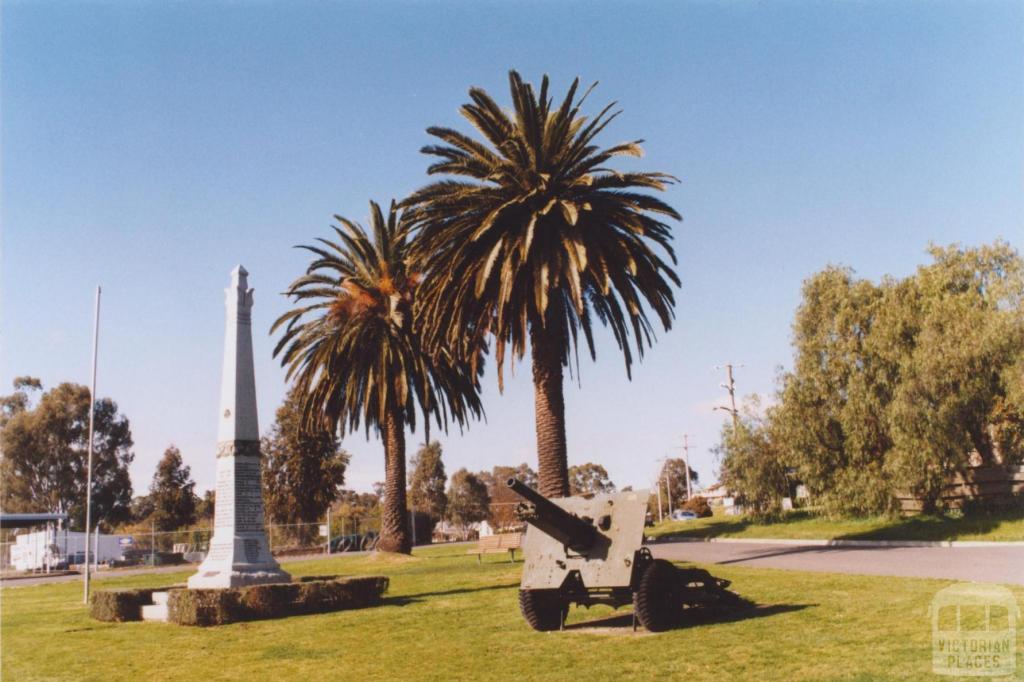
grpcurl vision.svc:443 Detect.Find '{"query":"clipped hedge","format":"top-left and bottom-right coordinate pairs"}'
top-left (168, 575), bottom-right (389, 626)
top-left (90, 587), bottom-right (170, 622)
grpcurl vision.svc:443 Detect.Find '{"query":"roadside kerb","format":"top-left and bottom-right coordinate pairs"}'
top-left (652, 537), bottom-right (1024, 548)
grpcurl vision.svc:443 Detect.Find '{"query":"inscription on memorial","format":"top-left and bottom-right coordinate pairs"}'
top-left (235, 457), bottom-right (264, 532)
top-left (217, 440), bottom-right (261, 458)
top-left (214, 466), bottom-right (234, 528)
top-left (244, 539), bottom-right (260, 563)
top-left (206, 543), bottom-right (231, 561)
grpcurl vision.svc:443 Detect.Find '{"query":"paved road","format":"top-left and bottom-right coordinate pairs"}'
top-left (652, 540), bottom-right (1024, 585)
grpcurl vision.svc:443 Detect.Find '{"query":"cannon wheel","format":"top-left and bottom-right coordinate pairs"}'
top-left (633, 559), bottom-right (683, 632)
top-left (519, 589), bottom-right (567, 631)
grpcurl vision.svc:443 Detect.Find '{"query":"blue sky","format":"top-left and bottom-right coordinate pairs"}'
top-left (2, 1), bottom-right (1021, 497)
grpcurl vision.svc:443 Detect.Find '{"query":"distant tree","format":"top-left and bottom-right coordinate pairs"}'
top-left (408, 441), bottom-right (447, 523)
top-left (568, 462), bottom-right (616, 495)
top-left (656, 458), bottom-right (698, 507)
top-left (772, 265), bottom-right (899, 515)
top-left (0, 380), bottom-right (134, 529)
top-left (334, 490), bottom-right (381, 536)
top-left (885, 243), bottom-right (1024, 508)
top-left (775, 241), bottom-right (1024, 514)
top-left (195, 489), bottom-right (215, 521)
top-left (130, 495), bottom-right (154, 523)
top-left (149, 446), bottom-right (197, 531)
top-left (479, 463), bottom-right (537, 529)
top-left (261, 390), bottom-right (351, 539)
top-left (0, 376), bottom-right (41, 426)
top-left (680, 496), bottom-right (713, 518)
top-left (717, 398), bottom-right (789, 521)
top-left (447, 468), bottom-right (490, 529)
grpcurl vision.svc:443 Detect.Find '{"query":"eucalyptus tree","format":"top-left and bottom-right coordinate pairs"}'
top-left (272, 201), bottom-right (483, 553)
top-left (406, 71), bottom-right (681, 497)
top-left (0, 379), bottom-right (134, 529)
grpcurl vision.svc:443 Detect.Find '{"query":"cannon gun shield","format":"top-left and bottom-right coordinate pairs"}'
top-left (506, 478), bottom-right (750, 632)
top-left (516, 486), bottom-right (649, 591)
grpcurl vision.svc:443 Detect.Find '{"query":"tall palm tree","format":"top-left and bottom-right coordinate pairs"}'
top-left (272, 201), bottom-right (482, 553)
top-left (406, 71), bottom-right (680, 497)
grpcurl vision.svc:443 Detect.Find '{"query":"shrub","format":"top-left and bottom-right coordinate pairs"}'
top-left (239, 583), bottom-right (299, 618)
top-left (681, 496), bottom-right (713, 518)
top-left (167, 575), bottom-right (389, 626)
top-left (168, 588), bottom-right (241, 626)
top-left (90, 587), bottom-right (169, 622)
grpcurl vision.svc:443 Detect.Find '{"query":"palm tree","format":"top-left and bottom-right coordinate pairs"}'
top-left (272, 201), bottom-right (482, 553)
top-left (406, 71), bottom-right (680, 497)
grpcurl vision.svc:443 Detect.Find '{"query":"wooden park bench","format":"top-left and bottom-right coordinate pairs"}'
top-left (469, 532), bottom-right (523, 564)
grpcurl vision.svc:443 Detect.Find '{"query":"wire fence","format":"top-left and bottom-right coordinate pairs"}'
top-left (1, 514), bottom-right (386, 572)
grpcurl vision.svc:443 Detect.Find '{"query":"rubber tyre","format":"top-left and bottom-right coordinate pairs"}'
top-left (519, 589), bottom-right (566, 631)
top-left (633, 559), bottom-right (683, 632)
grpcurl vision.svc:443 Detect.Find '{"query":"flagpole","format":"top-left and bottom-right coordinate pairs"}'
top-left (83, 286), bottom-right (101, 604)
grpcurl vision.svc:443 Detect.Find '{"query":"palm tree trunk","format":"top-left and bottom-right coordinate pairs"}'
top-left (531, 326), bottom-right (570, 498)
top-left (378, 409), bottom-right (411, 553)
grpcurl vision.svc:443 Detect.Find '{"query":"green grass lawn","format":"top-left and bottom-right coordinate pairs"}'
top-left (3, 544), bottom-right (1022, 681)
top-left (648, 508), bottom-right (1024, 543)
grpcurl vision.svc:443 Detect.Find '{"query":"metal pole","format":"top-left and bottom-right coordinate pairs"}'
top-left (714, 364), bottom-right (742, 429)
top-left (683, 435), bottom-right (693, 500)
top-left (656, 483), bottom-right (663, 523)
top-left (326, 507), bottom-right (331, 555)
top-left (665, 469), bottom-right (673, 516)
top-left (727, 365), bottom-right (739, 430)
top-left (410, 509), bottom-right (416, 547)
top-left (83, 285), bottom-right (101, 604)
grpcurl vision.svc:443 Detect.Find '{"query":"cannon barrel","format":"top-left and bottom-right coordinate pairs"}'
top-left (506, 478), bottom-right (597, 552)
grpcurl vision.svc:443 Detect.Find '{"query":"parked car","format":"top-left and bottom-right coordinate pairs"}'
top-left (670, 510), bottom-right (698, 521)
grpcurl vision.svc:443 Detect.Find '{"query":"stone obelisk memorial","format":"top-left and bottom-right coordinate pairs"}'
top-left (189, 265), bottom-right (290, 588)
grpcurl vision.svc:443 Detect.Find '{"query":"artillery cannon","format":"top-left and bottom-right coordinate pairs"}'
top-left (508, 478), bottom-right (748, 632)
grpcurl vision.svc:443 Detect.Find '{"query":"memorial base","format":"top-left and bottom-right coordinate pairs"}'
top-left (188, 532), bottom-right (290, 589)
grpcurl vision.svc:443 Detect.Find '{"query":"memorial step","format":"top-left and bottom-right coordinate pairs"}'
top-left (142, 592), bottom-right (170, 622)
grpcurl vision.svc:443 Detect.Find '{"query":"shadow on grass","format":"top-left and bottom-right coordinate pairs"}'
top-left (383, 581), bottom-right (520, 607)
top-left (653, 511), bottom-right (818, 542)
top-left (834, 513), bottom-right (1011, 542)
top-left (563, 603), bottom-right (815, 633)
top-left (654, 508), bottom-right (1024, 543)
top-left (652, 518), bottom-right (752, 542)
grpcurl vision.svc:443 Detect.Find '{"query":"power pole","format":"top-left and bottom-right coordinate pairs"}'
top-left (663, 461), bottom-right (673, 516)
top-left (655, 483), bottom-right (663, 523)
top-left (682, 435), bottom-right (693, 500)
top-left (83, 286), bottom-right (101, 604)
top-left (714, 364), bottom-right (742, 429)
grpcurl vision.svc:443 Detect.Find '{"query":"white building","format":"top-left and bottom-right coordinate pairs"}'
top-left (9, 528), bottom-right (132, 571)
